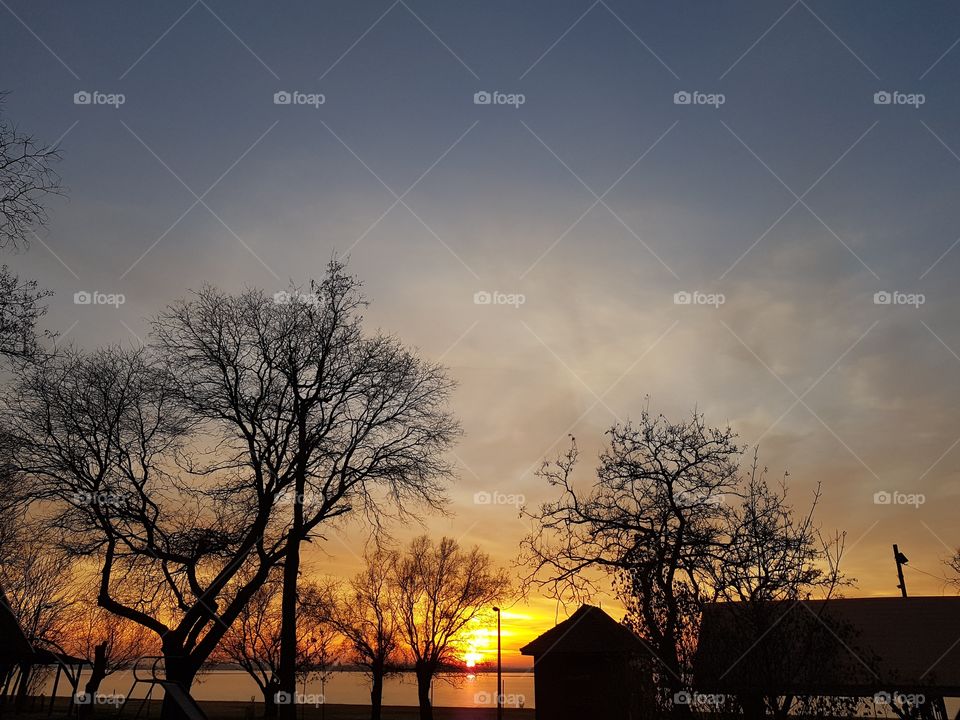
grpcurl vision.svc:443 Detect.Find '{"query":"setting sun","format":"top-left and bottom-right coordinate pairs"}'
top-left (461, 623), bottom-right (495, 667)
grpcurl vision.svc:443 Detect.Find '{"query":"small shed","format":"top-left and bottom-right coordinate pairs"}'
top-left (520, 604), bottom-right (651, 720)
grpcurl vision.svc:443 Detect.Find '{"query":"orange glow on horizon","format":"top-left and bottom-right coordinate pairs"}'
top-left (457, 606), bottom-right (574, 669)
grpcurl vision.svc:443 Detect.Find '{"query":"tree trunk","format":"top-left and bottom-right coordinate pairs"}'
top-left (414, 664), bottom-right (433, 720)
top-left (160, 655), bottom-right (199, 720)
top-left (277, 473), bottom-right (305, 720)
top-left (369, 667), bottom-right (384, 720)
top-left (738, 694), bottom-right (765, 720)
top-left (262, 679), bottom-right (279, 719)
top-left (80, 642), bottom-right (109, 718)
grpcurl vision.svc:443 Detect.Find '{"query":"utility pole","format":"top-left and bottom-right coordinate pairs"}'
top-left (493, 606), bottom-right (502, 720)
top-left (893, 544), bottom-right (909, 597)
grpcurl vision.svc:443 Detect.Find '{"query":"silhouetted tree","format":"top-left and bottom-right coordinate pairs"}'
top-left (0, 535), bottom-right (76, 651)
top-left (0, 534), bottom-right (77, 704)
top-left (6, 347), bottom-right (287, 720)
top-left (945, 550), bottom-right (960, 588)
top-left (0, 427), bottom-right (30, 571)
top-left (0, 92), bottom-right (61, 247)
top-left (710, 455), bottom-right (850, 718)
top-left (218, 578), bottom-right (339, 717)
top-left (9, 263), bottom-right (457, 720)
top-left (0, 93), bottom-right (59, 357)
top-left (66, 599), bottom-right (154, 714)
top-left (393, 536), bottom-right (509, 720)
top-left (152, 260), bottom-right (459, 720)
top-left (522, 406), bottom-right (847, 716)
top-left (327, 547), bottom-right (402, 720)
top-left (522, 409), bottom-right (738, 708)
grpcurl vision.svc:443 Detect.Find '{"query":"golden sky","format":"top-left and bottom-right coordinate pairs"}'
top-left (7, 1), bottom-right (960, 669)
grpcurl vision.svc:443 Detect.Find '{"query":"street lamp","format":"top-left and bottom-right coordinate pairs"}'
top-left (493, 606), bottom-right (502, 720)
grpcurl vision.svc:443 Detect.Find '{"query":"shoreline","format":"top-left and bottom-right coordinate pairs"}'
top-left (9, 697), bottom-right (535, 720)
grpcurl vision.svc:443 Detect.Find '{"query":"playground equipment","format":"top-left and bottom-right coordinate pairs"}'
top-left (117, 658), bottom-right (206, 720)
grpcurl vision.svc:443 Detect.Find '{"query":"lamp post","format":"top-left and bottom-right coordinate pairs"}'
top-left (493, 606), bottom-right (502, 720)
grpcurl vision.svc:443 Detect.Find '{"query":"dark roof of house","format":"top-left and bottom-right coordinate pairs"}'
top-left (520, 604), bottom-right (647, 657)
top-left (0, 587), bottom-right (34, 663)
top-left (694, 596), bottom-right (960, 695)
top-left (0, 586), bottom-right (87, 667)
top-left (32, 647), bottom-right (89, 666)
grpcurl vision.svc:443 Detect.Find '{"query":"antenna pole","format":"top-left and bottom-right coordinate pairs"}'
top-left (894, 544), bottom-right (908, 597)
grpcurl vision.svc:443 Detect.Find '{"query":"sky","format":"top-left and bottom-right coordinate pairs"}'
top-left (4, 0), bottom-right (960, 667)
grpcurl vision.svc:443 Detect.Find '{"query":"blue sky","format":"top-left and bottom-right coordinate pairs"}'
top-left (5, 0), bottom-right (960, 643)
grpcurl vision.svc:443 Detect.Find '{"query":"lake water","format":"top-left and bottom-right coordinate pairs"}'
top-left (42, 669), bottom-right (535, 710)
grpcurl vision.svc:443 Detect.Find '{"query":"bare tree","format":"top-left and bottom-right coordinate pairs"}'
top-left (521, 409), bottom-right (739, 707)
top-left (0, 267), bottom-right (49, 358)
top-left (0, 533), bottom-right (78, 703)
top-left (218, 577), bottom-right (339, 717)
top-left (717, 456), bottom-right (844, 603)
top-left (0, 534), bottom-right (76, 651)
top-left (65, 599), bottom-right (154, 711)
top-left (0, 93), bottom-right (60, 357)
top-left (6, 347), bottom-right (291, 720)
top-left (712, 455), bottom-right (851, 718)
top-left (152, 259), bottom-right (459, 720)
top-left (945, 550), bottom-right (960, 588)
top-left (217, 578), bottom-right (283, 716)
top-left (521, 406), bottom-right (848, 717)
top-left (8, 263), bottom-right (457, 720)
top-left (327, 547), bottom-right (402, 720)
top-left (294, 584), bottom-right (343, 716)
top-left (393, 536), bottom-right (509, 720)
top-left (0, 427), bottom-right (31, 571)
top-left (0, 92), bottom-right (61, 247)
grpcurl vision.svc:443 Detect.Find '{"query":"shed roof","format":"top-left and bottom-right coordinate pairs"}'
top-left (520, 604), bottom-right (647, 657)
top-left (0, 587), bottom-right (33, 663)
top-left (0, 587), bottom-right (87, 666)
top-left (694, 597), bottom-right (960, 695)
